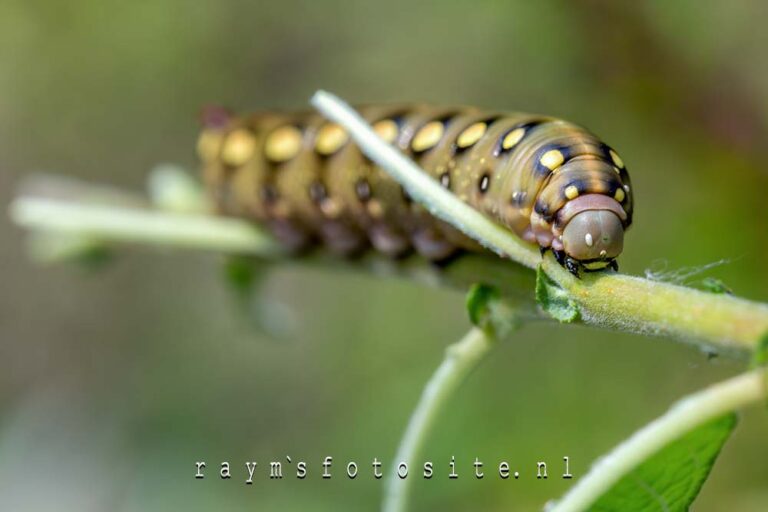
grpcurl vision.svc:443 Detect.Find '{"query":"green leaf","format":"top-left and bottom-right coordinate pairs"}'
top-left (750, 331), bottom-right (768, 369)
top-left (591, 413), bottom-right (737, 512)
top-left (535, 265), bottom-right (579, 323)
top-left (700, 277), bottom-right (732, 295)
top-left (223, 256), bottom-right (259, 292)
top-left (750, 333), bottom-right (768, 407)
top-left (466, 283), bottom-right (500, 327)
top-left (27, 231), bottom-right (113, 269)
top-left (465, 283), bottom-right (519, 340)
top-left (221, 257), bottom-right (301, 342)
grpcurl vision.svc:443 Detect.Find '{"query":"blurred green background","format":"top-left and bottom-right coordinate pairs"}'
top-left (1, 1), bottom-right (767, 510)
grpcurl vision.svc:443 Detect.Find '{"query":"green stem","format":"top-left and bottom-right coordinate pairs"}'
top-left (544, 261), bottom-right (768, 353)
top-left (9, 196), bottom-right (283, 257)
top-left (550, 368), bottom-right (768, 512)
top-left (310, 90), bottom-right (768, 354)
top-left (382, 327), bottom-right (496, 512)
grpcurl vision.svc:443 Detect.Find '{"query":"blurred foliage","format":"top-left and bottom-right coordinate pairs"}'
top-left (1, 1), bottom-right (767, 511)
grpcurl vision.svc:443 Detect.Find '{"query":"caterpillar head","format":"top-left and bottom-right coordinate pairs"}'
top-left (553, 194), bottom-right (627, 275)
top-left (561, 209), bottom-right (624, 271)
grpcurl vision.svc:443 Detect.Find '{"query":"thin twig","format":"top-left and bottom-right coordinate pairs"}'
top-left (9, 196), bottom-right (283, 256)
top-left (549, 368), bottom-right (767, 512)
top-left (382, 327), bottom-right (497, 512)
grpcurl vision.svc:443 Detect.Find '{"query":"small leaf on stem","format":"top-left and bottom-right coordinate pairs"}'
top-left (466, 283), bottom-right (519, 339)
top-left (536, 265), bottom-right (580, 322)
top-left (701, 277), bottom-right (733, 295)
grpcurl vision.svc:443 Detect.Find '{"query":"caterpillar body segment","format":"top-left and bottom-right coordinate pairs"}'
top-left (197, 105), bottom-right (633, 275)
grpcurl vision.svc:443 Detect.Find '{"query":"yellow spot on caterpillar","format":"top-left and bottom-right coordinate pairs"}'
top-left (197, 130), bottom-right (224, 162)
top-left (367, 199), bottom-right (384, 218)
top-left (501, 128), bottom-right (525, 150)
top-left (221, 129), bottom-right (256, 166)
top-left (456, 122), bottom-right (487, 149)
top-left (565, 185), bottom-right (579, 200)
top-left (609, 149), bottom-right (624, 169)
top-left (585, 233), bottom-right (594, 247)
top-left (265, 125), bottom-right (302, 163)
top-left (411, 121), bottom-right (444, 152)
top-left (271, 200), bottom-right (291, 218)
top-left (614, 188), bottom-right (626, 202)
top-left (320, 198), bottom-right (342, 218)
top-left (315, 123), bottom-right (348, 155)
top-left (373, 119), bottom-right (399, 143)
top-left (540, 149), bottom-right (565, 170)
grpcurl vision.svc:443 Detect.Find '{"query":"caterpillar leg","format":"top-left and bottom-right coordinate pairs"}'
top-left (550, 248), bottom-right (564, 265)
top-left (564, 257), bottom-right (581, 278)
top-left (542, 248), bottom-right (582, 278)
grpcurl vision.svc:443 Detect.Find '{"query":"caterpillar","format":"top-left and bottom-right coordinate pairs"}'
top-left (196, 105), bottom-right (633, 276)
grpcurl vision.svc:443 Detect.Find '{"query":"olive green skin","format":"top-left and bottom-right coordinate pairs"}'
top-left (197, 105), bottom-right (633, 263)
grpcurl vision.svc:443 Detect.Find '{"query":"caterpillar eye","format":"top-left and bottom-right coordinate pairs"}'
top-left (561, 209), bottom-right (624, 262)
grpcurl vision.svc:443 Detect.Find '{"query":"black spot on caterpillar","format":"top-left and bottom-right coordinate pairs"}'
top-left (197, 105), bottom-right (634, 275)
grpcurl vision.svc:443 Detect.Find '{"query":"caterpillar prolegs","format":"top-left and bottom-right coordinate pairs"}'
top-left (197, 105), bottom-right (634, 275)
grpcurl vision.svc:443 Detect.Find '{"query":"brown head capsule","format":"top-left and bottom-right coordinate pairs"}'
top-left (561, 209), bottom-right (624, 269)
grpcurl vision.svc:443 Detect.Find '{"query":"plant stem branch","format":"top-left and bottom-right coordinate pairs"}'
top-left (9, 196), bottom-right (283, 257)
top-left (549, 368), bottom-right (768, 512)
top-left (544, 262), bottom-right (768, 353)
top-left (382, 327), bottom-right (496, 512)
